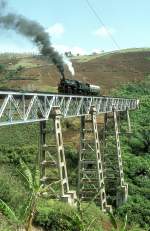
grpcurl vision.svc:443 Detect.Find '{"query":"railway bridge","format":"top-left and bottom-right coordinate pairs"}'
top-left (0, 91), bottom-right (139, 212)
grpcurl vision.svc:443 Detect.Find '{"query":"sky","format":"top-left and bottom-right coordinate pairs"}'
top-left (0, 0), bottom-right (150, 55)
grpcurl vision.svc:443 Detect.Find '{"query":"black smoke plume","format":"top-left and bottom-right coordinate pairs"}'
top-left (0, 0), bottom-right (64, 78)
top-left (0, 0), bottom-right (7, 15)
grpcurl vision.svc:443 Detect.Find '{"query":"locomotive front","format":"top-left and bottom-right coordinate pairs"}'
top-left (89, 84), bottom-right (101, 96)
top-left (58, 73), bottom-right (101, 96)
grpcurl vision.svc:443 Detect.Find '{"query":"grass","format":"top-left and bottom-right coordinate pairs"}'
top-left (118, 47), bottom-right (150, 53)
top-left (39, 85), bottom-right (57, 92)
top-left (0, 123), bottom-right (39, 147)
top-left (144, 56), bottom-right (150, 61)
top-left (0, 164), bottom-right (29, 210)
top-left (71, 52), bottom-right (115, 62)
top-left (7, 57), bottom-right (40, 70)
top-left (72, 47), bottom-right (150, 63)
top-left (71, 54), bottom-right (101, 62)
top-left (34, 199), bottom-right (111, 231)
top-left (0, 214), bottom-right (17, 231)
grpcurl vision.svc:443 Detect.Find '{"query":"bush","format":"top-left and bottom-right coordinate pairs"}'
top-left (117, 196), bottom-right (150, 228)
top-left (34, 200), bottom-right (109, 231)
top-left (0, 64), bottom-right (5, 73)
top-left (114, 79), bottom-right (150, 228)
top-left (34, 200), bottom-right (82, 231)
top-left (0, 145), bottom-right (37, 165)
top-left (0, 164), bottom-right (30, 218)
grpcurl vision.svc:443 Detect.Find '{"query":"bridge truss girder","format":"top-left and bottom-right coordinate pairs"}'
top-left (0, 91), bottom-right (139, 126)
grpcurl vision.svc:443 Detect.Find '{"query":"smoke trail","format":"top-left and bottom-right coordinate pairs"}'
top-left (0, 0), bottom-right (65, 78)
top-left (0, 0), bottom-right (7, 15)
top-left (63, 55), bottom-right (75, 76)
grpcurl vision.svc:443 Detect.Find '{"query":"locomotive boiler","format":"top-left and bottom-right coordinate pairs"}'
top-left (58, 76), bottom-right (100, 96)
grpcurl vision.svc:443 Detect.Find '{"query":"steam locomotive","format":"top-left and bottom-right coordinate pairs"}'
top-left (58, 75), bottom-right (100, 96)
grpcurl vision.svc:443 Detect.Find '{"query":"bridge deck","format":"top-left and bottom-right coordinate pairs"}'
top-left (0, 91), bottom-right (139, 126)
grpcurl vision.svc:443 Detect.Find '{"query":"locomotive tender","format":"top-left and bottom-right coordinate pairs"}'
top-left (58, 77), bottom-right (100, 96)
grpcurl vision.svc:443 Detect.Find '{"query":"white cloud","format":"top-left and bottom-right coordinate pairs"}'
top-left (0, 43), bottom-right (38, 54)
top-left (46, 23), bottom-right (64, 37)
top-left (53, 44), bottom-right (69, 53)
top-left (0, 42), bottom-right (87, 56)
top-left (91, 48), bottom-right (103, 54)
top-left (93, 26), bottom-right (115, 37)
top-left (54, 44), bottom-right (87, 55)
top-left (70, 46), bottom-right (87, 55)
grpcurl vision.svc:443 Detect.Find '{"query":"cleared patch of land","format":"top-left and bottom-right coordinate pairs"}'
top-left (0, 48), bottom-right (150, 94)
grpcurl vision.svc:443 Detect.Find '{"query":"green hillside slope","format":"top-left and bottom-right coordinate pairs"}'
top-left (0, 50), bottom-right (149, 230)
top-left (0, 49), bottom-right (150, 94)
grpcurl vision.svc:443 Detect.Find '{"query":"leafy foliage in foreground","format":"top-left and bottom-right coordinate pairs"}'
top-left (34, 200), bottom-right (144, 231)
top-left (113, 78), bottom-right (150, 228)
top-left (34, 200), bottom-right (111, 231)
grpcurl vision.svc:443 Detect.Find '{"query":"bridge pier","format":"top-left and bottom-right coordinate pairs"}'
top-left (126, 108), bottom-right (131, 133)
top-left (0, 91), bottom-right (138, 210)
top-left (39, 120), bottom-right (46, 178)
top-left (103, 109), bottom-right (128, 207)
top-left (113, 109), bottom-right (128, 207)
top-left (77, 106), bottom-right (112, 212)
top-left (39, 106), bottom-right (76, 205)
top-left (39, 105), bottom-right (129, 209)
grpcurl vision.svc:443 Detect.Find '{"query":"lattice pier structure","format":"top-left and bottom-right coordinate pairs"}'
top-left (103, 107), bottom-right (131, 207)
top-left (39, 106), bottom-right (76, 205)
top-left (77, 106), bottom-right (112, 212)
top-left (0, 91), bottom-right (139, 209)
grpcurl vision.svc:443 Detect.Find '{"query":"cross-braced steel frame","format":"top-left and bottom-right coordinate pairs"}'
top-left (0, 91), bottom-right (139, 209)
top-left (103, 108), bottom-right (132, 207)
top-left (0, 91), bottom-right (139, 126)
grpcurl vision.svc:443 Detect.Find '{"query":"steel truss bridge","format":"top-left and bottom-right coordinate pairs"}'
top-left (0, 91), bottom-right (139, 212)
top-left (0, 91), bottom-right (138, 125)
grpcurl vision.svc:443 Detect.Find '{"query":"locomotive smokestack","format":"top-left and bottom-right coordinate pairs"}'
top-left (0, 0), bottom-right (64, 76)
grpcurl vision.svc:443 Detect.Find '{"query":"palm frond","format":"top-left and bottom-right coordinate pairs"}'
top-left (23, 192), bottom-right (34, 221)
top-left (19, 159), bottom-right (33, 190)
top-left (0, 199), bottom-right (18, 222)
top-left (34, 166), bottom-right (40, 191)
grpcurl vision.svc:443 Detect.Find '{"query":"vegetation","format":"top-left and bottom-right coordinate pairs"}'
top-left (112, 76), bottom-right (150, 229)
top-left (0, 64), bottom-right (5, 73)
top-left (0, 70), bottom-right (149, 230)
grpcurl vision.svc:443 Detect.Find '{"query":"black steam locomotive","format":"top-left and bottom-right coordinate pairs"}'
top-left (58, 76), bottom-right (100, 96)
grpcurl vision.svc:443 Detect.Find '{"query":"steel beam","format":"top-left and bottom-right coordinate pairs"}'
top-left (0, 91), bottom-right (139, 126)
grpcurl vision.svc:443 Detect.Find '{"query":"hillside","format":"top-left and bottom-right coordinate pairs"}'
top-left (0, 49), bottom-right (149, 230)
top-left (0, 49), bottom-right (150, 94)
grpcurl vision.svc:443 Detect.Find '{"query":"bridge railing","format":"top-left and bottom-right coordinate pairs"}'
top-left (0, 91), bottom-right (139, 126)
